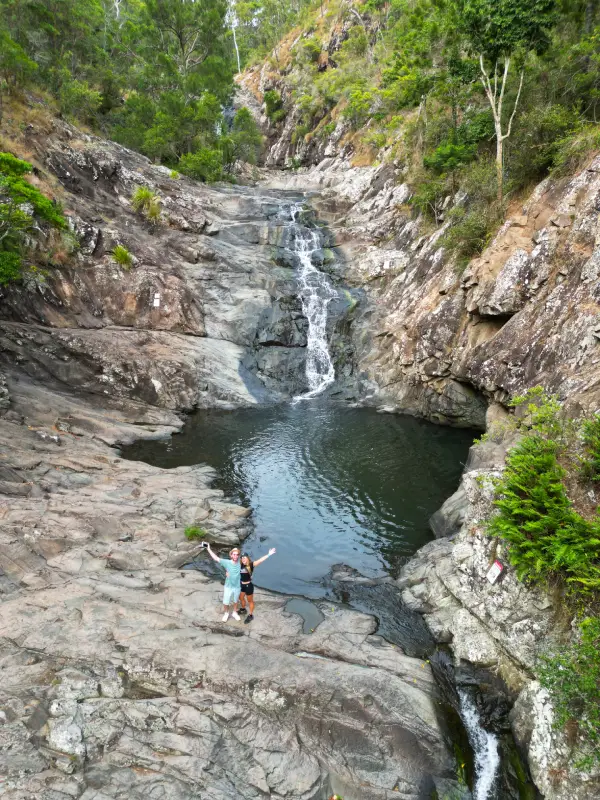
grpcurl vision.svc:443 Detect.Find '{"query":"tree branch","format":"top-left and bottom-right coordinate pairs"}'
top-left (479, 54), bottom-right (498, 122)
top-left (503, 67), bottom-right (525, 141)
top-left (497, 57), bottom-right (510, 127)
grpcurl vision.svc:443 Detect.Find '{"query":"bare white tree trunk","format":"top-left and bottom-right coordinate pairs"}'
top-left (479, 54), bottom-right (524, 204)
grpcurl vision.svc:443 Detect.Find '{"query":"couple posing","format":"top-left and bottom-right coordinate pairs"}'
top-left (206, 543), bottom-right (276, 624)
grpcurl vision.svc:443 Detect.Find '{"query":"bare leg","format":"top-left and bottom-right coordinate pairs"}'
top-left (239, 592), bottom-right (247, 610)
top-left (248, 596), bottom-right (255, 615)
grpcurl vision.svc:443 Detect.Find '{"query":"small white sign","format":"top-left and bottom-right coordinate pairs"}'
top-left (486, 560), bottom-right (504, 585)
top-left (153, 292), bottom-right (160, 308)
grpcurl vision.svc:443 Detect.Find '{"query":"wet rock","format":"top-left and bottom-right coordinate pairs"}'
top-left (0, 400), bottom-right (454, 800)
top-left (325, 563), bottom-right (436, 658)
top-left (430, 483), bottom-right (468, 538)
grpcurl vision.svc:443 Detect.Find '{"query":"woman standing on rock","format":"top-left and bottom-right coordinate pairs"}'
top-left (239, 548), bottom-right (276, 624)
top-left (206, 544), bottom-right (242, 622)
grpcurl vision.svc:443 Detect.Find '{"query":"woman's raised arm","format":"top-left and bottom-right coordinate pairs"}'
top-left (252, 547), bottom-right (276, 567)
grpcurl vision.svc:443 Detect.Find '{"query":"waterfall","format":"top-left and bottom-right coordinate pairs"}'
top-left (288, 203), bottom-right (337, 400)
top-left (458, 689), bottom-right (500, 800)
top-left (227, 0), bottom-right (241, 73)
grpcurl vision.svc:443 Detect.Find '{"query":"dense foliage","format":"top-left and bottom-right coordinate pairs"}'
top-left (0, 151), bottom-right (67, 284)
top-left (538, 616), bottom-right (600, 767)
top-left (484, 389), bottom-right (600, 763)
top-left (487, 389), bottom-right (600, 594)
top-left (0, 0), bottom-right (263, 176)
top-left (261, 0), bottom-right (600, 265)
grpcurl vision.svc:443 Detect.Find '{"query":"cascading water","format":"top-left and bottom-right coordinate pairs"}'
top-left (287, 202), bottom-right (338, 400)
top-left (227, 0), bottom-right (241, 73)
top-left (458, 689), bottom-right (500, 800)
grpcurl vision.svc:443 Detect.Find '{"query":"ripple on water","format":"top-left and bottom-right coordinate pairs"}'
top-left (123, 402), bottom-right (474, 597)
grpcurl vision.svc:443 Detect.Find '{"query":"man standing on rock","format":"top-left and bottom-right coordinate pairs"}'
top-left (206, 544), bottom-right (242, 622)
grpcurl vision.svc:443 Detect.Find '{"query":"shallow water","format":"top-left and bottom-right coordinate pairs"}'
top-left (124, 401), bottom-right (473, 597)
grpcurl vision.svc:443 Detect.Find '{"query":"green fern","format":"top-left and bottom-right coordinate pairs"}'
top-left (487, 392), bottom-right (600, 595)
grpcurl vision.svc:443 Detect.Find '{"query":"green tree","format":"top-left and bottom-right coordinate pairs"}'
top-left (231, 107), bottom-right (263, 164)
top-left (456, 0), bottom-right (557, 201)
top-left (0, 27), bottom-right (37, 122)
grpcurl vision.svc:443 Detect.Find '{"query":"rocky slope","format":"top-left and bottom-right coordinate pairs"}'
top-left (262, 154), bottom-right (600, 430)
top-left (0, 119), bottom-right (464, 798)
top-left (398, 431), bottom-right (600, 800)
top-left (0, 376), bottom-right (457, 800)
top-left (0, 117), bottom-right (334, 408)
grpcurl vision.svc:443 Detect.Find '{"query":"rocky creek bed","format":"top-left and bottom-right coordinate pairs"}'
top-left (1, 116), bottom-right (600, 799)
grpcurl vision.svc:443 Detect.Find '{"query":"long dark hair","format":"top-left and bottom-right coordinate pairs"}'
top-left (241, 553), bottom-right (253, 576)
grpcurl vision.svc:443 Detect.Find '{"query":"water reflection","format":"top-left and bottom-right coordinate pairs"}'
top-left (124, 402), bottom-right (473, 597)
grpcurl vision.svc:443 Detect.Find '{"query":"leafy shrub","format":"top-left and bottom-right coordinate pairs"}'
top-left (456, 110), bottom-right (495, 146)
top-left (184, 526), bottom-right (207, 540)
top-left (231, 107), bottom-right (263, 164)
top-left (131, 186), bottom-right (161, 224)
top-left (298, 36), bottom-right (321, 64)
top-left (59, 77), bottom-right (102, 123)
top-left (0, 152), bottom-right (68, 283)
top-left (271, 108), bottom-right (287, 123)
top-left (131, 186), bottom-right (155, 212)
top-left (264, 89), bottom-right (285, 122)
top-left (362, 130), bottom-right (387, 149)
top-left (320, 121), bottom-right (337, 139)
top-left (580, 414), bottom-right (600, 482)
top-left (170, 170), bottom-right (180, 180)
top-left (0, 153), bottom-right (67, 229)
top-left (442, 205), bottom-right (500, 270)
top-left (437, 157), bottom-right (502, 269)
top-left (0, 251), bottom-right (22, 285)
top-left (507, 105), bottom-right (582, 187)
top-left (424, 143), bottom-right (476, 174)
top-left (341, 26), bottom-right (368, 58)
top-left (410, 172), bottom-right (447, 222)
top-left (538, 617), bottom-right (600, 767)
top-left (179, 148), bottom-right (223, 182)
top-left (343, 88), bottom-right (374, 129)
top-left (487, 391), bottom-right (600, 594)
top-left (292, 123), bottom-right (310, 144)
top-left (552, 124), bottom-right (600, 177)
top-left (111, 245), bottom-right (133, 268)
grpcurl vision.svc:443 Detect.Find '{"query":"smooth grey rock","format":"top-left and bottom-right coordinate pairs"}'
top-left (430, 484), bottom-right (468, 538)
top-left (0, 380), bottom-right (453, 800)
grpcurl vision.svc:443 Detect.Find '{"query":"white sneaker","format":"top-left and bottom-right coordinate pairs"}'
top-left (231, 611), bottom-right (241, 621)
top-left (222, 612), bottom-right (229, 622)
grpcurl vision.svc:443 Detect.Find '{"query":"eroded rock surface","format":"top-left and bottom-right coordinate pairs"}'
top-left (264, 153), bottom-right (600, 428)
top-left (0, 120), bottom-right (333, 406)
top-left (0, 372), bottom-right (456, 799)
top-left (397, 438), bottom-right (600, 800)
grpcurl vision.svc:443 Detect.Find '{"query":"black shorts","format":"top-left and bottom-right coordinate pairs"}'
top-left (240, 582), bottom-right (254, 596)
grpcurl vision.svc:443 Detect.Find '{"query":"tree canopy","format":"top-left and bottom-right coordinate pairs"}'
top-left (0, 0), bottom-right (264, 178)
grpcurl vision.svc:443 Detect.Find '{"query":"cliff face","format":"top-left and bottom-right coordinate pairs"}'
top-left (263, 155), bottom-right (600, 429)
top-left (0, 119), bottom-right (321, 410)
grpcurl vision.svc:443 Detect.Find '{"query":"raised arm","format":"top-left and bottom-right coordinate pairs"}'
top-left (252, 547), bottom-right (276, 568)
top-left (206, 543), bottom-right (221, 564)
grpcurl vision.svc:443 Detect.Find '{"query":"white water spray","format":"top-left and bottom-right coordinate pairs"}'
top-left (289, 203), bottom-right (338, 400)
top-left (458, 689), bottom-right (500, 800)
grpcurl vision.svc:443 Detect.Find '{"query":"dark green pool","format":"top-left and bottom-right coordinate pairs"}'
top-left (124, 401), bottom-right (474, 597)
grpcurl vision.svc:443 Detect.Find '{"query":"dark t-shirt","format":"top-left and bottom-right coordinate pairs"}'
top-left (240, 564), bottom-right (253, 585)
